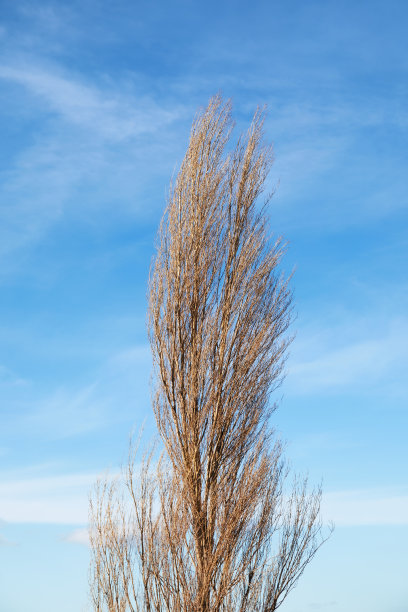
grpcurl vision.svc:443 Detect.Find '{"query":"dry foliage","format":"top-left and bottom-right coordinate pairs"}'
top-left (89, 95), bottom-right (331, 612)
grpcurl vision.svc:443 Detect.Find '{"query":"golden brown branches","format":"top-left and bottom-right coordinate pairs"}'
top-left (89, 94), bottom-right (331, 612)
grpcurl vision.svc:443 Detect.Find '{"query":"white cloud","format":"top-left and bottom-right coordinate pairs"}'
top-left (290, 338), bottom-right (390, 390)
top-left (62, 527), bottom-right (90, 546)
top-left (22, 382), bottom-right (109, 438)
top-left (0, 472), bottom-right (96, 524)
top-left (2, 343), bottom-right (151, 440)
top-left (0, 60), bottom-right (185, 265)
top-left (107, 344), bottom-right (151, 372)
top-left (2, 472), bottom-right (405, 528)
top-left (322, 488), bottom-right (408, 526)
top-left (287, 317), bottom-right (408, 395)
top-left (0, 63), bottom-right (180, 141)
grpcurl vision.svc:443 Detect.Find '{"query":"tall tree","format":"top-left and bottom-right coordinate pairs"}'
top-left (89, 95), bottom-right (330, 612)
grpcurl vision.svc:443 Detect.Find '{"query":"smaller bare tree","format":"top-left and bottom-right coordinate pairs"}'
top-left (89, 441), bottom-right (329, 612)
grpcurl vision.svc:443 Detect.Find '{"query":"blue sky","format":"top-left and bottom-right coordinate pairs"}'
top-left (0, 0), bottom-right (407, 610)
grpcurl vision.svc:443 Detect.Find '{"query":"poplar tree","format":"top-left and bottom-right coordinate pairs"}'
top-left (89, 95), bottom-right (330, 612)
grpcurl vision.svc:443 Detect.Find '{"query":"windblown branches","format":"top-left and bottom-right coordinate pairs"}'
top-left (89, 95), bottom-right (331, 612)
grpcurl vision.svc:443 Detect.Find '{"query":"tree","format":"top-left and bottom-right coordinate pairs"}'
top-left (89, 95), bottom-right (331, 612)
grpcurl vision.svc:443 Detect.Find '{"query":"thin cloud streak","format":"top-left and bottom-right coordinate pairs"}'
top-left (1, 344), bottom-right (151, 439)
top-left (0, 63), bottom-right (181, 140)
top-left (62, 527), bottom-right (89, 546)
top-left (0, 60), bottom-right (185, 264)
top-left (0, 471), bottom-right (97, 524)
top-left (288, 318), bottom-right (408, 395)
top-left (322, 488), bottom-right (408, 526)
top-left (1, 471), bottom-right (405, 527)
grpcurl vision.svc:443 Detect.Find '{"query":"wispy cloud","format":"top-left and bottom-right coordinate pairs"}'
top-left (0, 63), bottom-right (180, 141)
top-left (0, 471), bottom-right (96, 524)
top-left (22, 382), bottom-right (109, 438)
top-left (0, 60), bottom-right (185, 265)
top-left (2, 343), bottom-right (151, 439)
top-left (287, 316), bottom-right (408, 395)
top-left (62, 527), bottom-right (89, 546)
top-left (322, 488), bottom-right (408, 526)
top-left (3, 474), bottom-right (405, 527)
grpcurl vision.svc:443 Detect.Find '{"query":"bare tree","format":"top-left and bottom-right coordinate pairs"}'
top-left (89, 95), bottom-right (331, 612)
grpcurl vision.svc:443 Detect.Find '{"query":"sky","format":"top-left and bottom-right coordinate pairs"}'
top-left (0, 0), bottom-right (407, 610)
